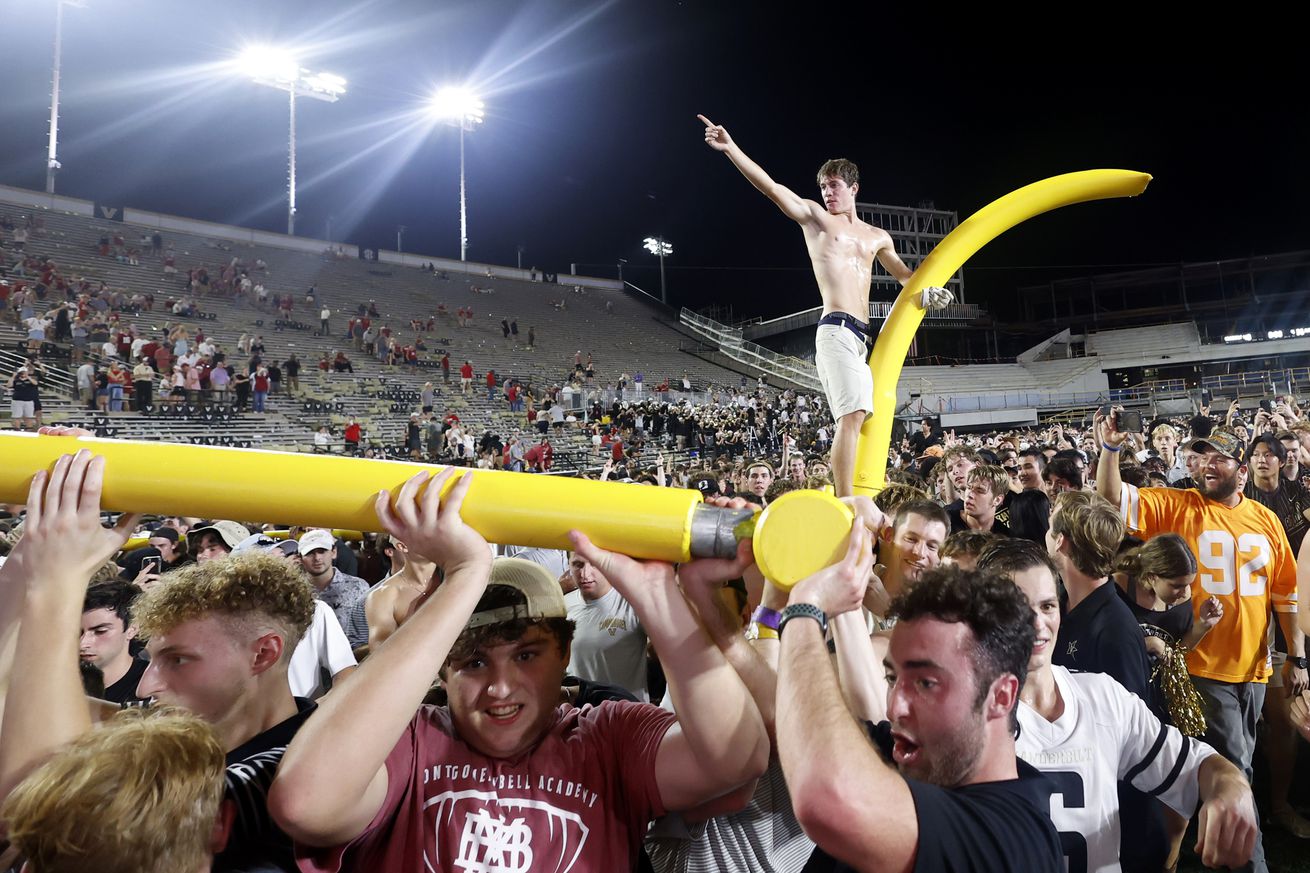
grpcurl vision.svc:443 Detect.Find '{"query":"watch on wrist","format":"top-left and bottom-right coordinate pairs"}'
top-left (779, 603), bottom-right (828, 637)
top-left (1290, 656), bottom-right (1308, 670)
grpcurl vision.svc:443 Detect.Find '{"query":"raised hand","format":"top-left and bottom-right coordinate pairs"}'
top-left (676, 496), bottom-right (757, 607)
top-left (568, 529), bottom-right (675, 601)
top-left (1093, 407), bottom-right (1127, 450)
top-left (4, 450), bottom-right (140, 590)
top-left (697, 114), bottom-right (733, 152)
top-left (374, 468), bottom-right (489, 574)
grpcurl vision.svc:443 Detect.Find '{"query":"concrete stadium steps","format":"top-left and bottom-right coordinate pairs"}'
top-left (1085, 323), bottom-right (1200, 366)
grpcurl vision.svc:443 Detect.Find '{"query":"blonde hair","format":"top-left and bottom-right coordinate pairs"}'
top-left (133, 552), bottom-right (315, 658)
top-left (1, 709), bottom-right (225, 873)
top-left (967, 464), bottom-right (1010, 499)
top-left (1151, 423), bottom-right (1179, 442)
top-left (873, 482), bottom-right (932, 515)
top-left (1050, 491), bottom-right (1125, 578)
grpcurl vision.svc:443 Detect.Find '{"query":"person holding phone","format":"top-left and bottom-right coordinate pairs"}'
top-left (1096, 411), bottom-right (1304, 873)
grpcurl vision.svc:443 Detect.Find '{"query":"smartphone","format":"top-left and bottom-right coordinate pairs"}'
top-left (142, 556), bottom-right (162, 575)
top-left (1118, 410), bottom-right (1143, 433)
top-left (1099, 403), bottom-right (1112, 417)
top-left (1260, 399), bottom-right (1273, 414)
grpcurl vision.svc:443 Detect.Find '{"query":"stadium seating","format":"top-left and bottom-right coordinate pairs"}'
top-left (0, 200), bottom-right (765, 468)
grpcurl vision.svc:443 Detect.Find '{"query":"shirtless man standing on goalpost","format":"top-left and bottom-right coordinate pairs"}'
top-left (699, 113), bottom-right (952, 497)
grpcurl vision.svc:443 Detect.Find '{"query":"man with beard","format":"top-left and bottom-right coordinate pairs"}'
top-left (1096, 413), bottom-right (1301, 873)
top-left (775, 542), bottom-right (1062, 872)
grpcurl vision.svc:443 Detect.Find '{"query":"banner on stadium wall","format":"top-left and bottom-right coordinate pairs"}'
top-left (95, 204), bottom-right (125, 222)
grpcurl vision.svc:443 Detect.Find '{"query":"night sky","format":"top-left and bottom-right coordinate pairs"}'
top-left (1, 2), bottom-right (1304, 321)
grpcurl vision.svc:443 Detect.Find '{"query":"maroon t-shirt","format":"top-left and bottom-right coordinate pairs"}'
top-left (298, 701), bottom-right (675, 873)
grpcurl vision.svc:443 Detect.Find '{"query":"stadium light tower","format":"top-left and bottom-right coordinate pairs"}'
top-left (643, 237), bottom-right (672, 305)
top-left (429, 86), bottom-right (484, 262)
top-left (236, 46), bottom-right (345, 236)
top-left (46, 0), bottom-right (86, 194)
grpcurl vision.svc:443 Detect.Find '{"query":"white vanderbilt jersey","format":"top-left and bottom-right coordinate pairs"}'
top-left (1016, 665), bottom-right (1217, 873)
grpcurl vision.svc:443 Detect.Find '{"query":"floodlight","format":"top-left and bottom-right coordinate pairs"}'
top-left (235, 45), bottom-right (345, 235)
top-left (429, 85), bottom-right (485, 261)
top-left (237, 45), bottom-right (300, 86)
top-left (430, 86), bottom-right (485, 126)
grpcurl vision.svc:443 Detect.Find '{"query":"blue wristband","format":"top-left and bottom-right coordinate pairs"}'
top-left (1102, 443), bottom-right (1122, 453)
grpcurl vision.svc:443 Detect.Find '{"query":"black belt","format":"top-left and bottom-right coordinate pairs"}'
top-left (818, 312), bottom-right (872, 344)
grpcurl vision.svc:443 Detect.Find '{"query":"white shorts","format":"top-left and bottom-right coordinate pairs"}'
top-left (814, 324), bottom-right (873, 419)
top-left (10, 400), bottom-right (35, 419)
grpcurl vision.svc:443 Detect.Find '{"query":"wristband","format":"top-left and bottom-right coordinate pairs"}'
top-left (779, 603), bottom-right (828, 637)
top-left (1101, 442), bottom-right (1122, 453)
top-left (751, 606), bottom-right (782, 631)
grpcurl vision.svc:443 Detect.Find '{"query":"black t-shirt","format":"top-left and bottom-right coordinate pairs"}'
top-left (907, 430), bottom-right (938, 455)
top-left (805, 721), bottom-right (1062, 873)
top-left (1244, 477), bottom-right (1310, 554)
top-left (11, 376), bottom-right (39, 401)
top-left (218, 697), bottom-right (317, 873)
top-left (1005, 489), bottom-right (1051, 544)
top-left (103, 654), bottom-right (148, 705)
top-left (947, 506), bottom-right (1012, 538)
top-left (1052, 581), bottom-right (1151, 700)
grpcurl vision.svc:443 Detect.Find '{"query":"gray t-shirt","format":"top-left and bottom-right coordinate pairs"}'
top-left (566, 586), bottom-right (648, 702)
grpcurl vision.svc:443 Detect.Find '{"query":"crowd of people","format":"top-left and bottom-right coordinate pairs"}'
top-left (7, 200), bottom-right (1310, 872)
top-left (0, 387), bottom-right (1308, 872)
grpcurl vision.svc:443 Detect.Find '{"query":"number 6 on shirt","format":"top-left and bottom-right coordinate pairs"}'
top-left (1196, 531), bottom-right (1271, 597)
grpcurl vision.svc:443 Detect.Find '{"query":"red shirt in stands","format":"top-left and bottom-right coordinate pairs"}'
top-left (460, 363), bottom-right (474, 380)
top-left (297, 702), bottom-right (674, 873)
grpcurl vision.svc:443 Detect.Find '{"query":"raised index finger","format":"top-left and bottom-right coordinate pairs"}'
top-left (696, 114), bottom-right (716, 128)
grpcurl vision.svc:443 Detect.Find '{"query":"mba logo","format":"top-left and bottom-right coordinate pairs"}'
top-left (426, 789), bottom-right (589, 873)
top-left (458, 809), bottom-right (533, 872)
top-left (95, 204), bottom-right (124, 222)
